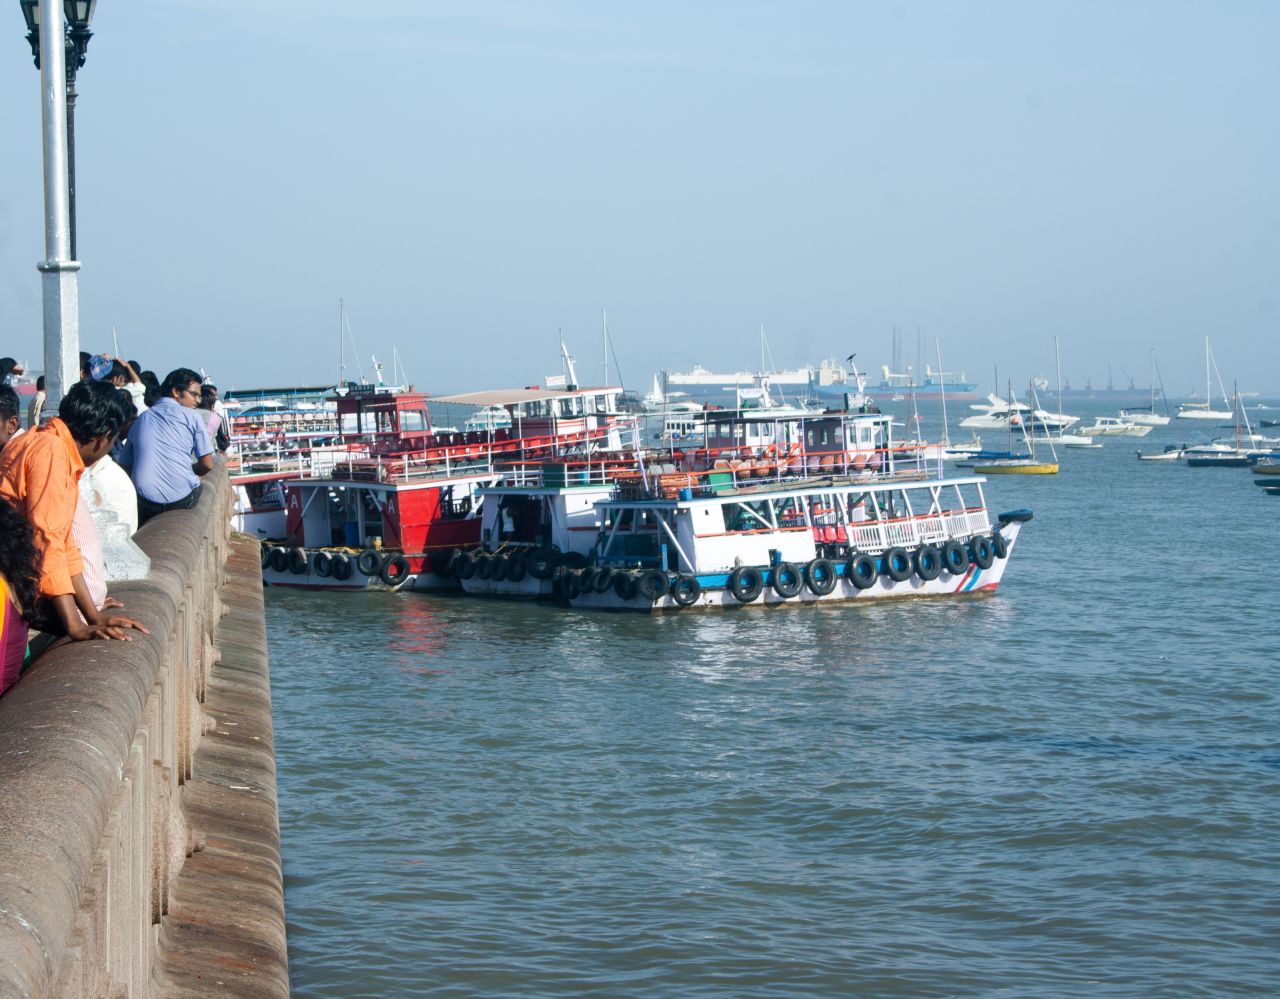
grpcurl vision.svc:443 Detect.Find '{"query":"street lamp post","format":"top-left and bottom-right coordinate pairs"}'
top-left (20, 0), bottom-right (96, 262)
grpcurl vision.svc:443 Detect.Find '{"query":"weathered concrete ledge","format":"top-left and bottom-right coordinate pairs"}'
top-left (0, 468), bottom-right (289, 997)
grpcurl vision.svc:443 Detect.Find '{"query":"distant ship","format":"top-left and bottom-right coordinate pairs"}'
top-left (875, 364), bottom-right (978, 401)
top-left (663, 358), bottom-right (859, 400)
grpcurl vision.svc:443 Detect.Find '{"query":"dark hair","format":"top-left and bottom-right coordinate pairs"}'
top-left (79, 351), bottom-right (91, 379)
top-left (0, 498), bottom-right (39, 616)
top-left (107, 360), bottom-right (129, 382)
top-left (198, 385), bottom-right (217, 410)
top-left (0, 385), bottom-right (17, 422)
top-left (115, 388), bottom-right (138, 439)
top-left (141, 371), bottom-right (161, 408)
top-left (59, 380), bottom-right (134, 443)
top-left (160, 368), bottom-right (202, 399)
top-left (128, 360), bottom-right (142, 375)
top-left (35, 375), bottom-right (45, 391)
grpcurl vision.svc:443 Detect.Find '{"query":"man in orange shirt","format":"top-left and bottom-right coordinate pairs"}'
top-left (0, 381), bottom-right (148, 641)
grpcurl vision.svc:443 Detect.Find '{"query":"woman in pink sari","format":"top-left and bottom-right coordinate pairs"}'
top-left (0, 498), bottom-right (39, 694)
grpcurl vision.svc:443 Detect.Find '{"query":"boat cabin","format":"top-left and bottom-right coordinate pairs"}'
top-left (431, 386), bottom-right (629, 452)
top-left (336, 388), bottom-right (433, 451)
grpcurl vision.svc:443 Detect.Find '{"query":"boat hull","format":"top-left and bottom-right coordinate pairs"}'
top-left (972, 462), bottom-right (1059, 474)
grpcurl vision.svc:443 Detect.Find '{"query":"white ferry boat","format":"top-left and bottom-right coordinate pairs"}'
top-left (453, 403), bottom-right (1029, 611)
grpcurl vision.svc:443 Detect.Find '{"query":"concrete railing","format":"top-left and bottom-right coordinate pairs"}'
top-left (0, 466), bottom-right (280, 996)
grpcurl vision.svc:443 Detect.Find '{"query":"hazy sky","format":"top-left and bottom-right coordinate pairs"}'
top-left (1, 1), bottom-right (1276, 397)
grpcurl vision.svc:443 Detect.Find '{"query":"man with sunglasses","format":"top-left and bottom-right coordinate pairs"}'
top-left (117, 367), bottom-right (214, 526)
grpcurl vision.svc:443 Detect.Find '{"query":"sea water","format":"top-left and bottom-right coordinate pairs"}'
top-left (268, 400), bottom-right (1280, 997)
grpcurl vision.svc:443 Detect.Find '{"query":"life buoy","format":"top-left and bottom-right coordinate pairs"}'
top-left (671, 574), bottom-right (702, 606)
top-left (505, 551), bottom-right (528, 582)
top-left (476, 554), bottom-right (494, 580)
top-left (268, 546), bottom-right (289, 573)
top-left (727, 566), bottom-right (764, 603)
top-left (942, 539), bottom-right (969, 575)
top-left (970, 536), bottom-right (995, 570)
top-left (288, 547), bottom-right (309, 575)
top-left (992, 531), bottom-right (1009, 559)
top-left (380, 553), bottom-right (410, 586)
top-left (331, 553), bottom-right (353, 580)
top-left (259, 544), bottom-right (271, 568)
top-left (313, 550), bottom-right (333, 578)
top-left (914, 544), bottom-right (942, 581)
top-left (490, 553), bottom-right (509, 581)
top-left (772, 562), bottom-right (803, 598)
top-left (637, 568), bottom-right (669, 601)
top-left (846, 552), bottom-right (877, 589)
top-left (593, 567), bottom-right (615, 593)
top-left (453, 550), bottom-right (478, 579)
top-left (356, 548), bottom-right (383, 577)
top-left (528, 547), bottom-right (559, 580)
top-left (804, 558), bottom-right (837, 595)
top-left (613, 571), bottom-right (638, 600)
top-left (433, 548), bottom-right (458, 577)
top-left (882, 547), bottom-right (912, 582)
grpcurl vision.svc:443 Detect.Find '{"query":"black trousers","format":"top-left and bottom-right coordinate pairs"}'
top-left (138, 484), bottom-right (202, 526)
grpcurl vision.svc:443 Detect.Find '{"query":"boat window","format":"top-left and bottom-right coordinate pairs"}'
top-left (807, 429), bottom-right (815, 447)
top-left (721, 500), bottom-right (771, 532)
top-left (399, 410), bottom-right (427, 433)
top-left (341, 413), bottom-right (360, 435)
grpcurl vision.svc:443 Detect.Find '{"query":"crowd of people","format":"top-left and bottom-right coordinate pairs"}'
top-left (0, 353), bottom-right (229, 696)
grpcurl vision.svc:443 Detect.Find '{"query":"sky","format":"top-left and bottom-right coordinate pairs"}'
top-left (1, 1), bottom-right (1276, 398)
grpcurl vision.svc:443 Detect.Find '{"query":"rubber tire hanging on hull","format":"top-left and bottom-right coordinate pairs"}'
top-left (942, 539), bottom-right (969, 575)
top-left (992, 531), bottom-right (1009, 559)
top-left (331, 553), bottom-right (353, 580)
top-left (727, 566), bottom-right (764, 603)
top-left (356, 548), bottom-right (383, 577)
top-left (490, 554), bottom-right (509, 581)
top-left (528, 548), bottom-right (559, 580)
top-left (969, 536), bottom-right (995, 570)
top-left (476, 555), bottom-right (494, 580)
top-left (637, 569), bottom-right (669, 601)
top-left (433, 548), bottom-right (458, 577)
top-left (847, 552), bottom-right (877, 589)
top-left (772, 562), bottom-right (803, 599)
top-left (593, 568), bottom-right (615, 593)
top-left (671, 574), bottom-right (702, 607)
top-left (259, 545), bottom-right (272, 568)
top-left (883, 547), bottom-right (913, 582)
top-left (804, 558), bottom-right (837, 595)
top-left (268, 547), bottom-right (289, 574)
top-left (914, 544), bottom-right (943, 581)
top-left (313, 551), bottom-right (333, 578)
top-left (288, 548), bottom-right (308, 575)
top-left (380, 554), bottom-right (410, 587)
top-left (506, 552), bottom-right (528, 582)
top-left (453, 551), bottom-right (478, 579)
top-left (614, 572), bottom-right (639, 601)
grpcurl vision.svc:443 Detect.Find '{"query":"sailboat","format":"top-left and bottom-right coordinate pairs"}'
top-left (1119, 349), bottom-right (1172, 426)
top-left (1186, 383), bottom-right (1256, 467)
top-left (973, 382), bottom-right (1060, 474)
top-left (936, 340), bottom-right (983, 459)
top-left (1176, 337), bottom-right (1233, 421)
top-left (1046, 337), bottom-right (1093, 447)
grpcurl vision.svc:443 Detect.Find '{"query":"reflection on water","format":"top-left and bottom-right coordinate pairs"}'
top-left (270, 407), bottom-right (1280, 997)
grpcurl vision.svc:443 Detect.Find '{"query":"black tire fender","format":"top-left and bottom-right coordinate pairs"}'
top-left (593, 567), bottom-right (615, 593)
top-left (772, 562), bottom-right (803, 598)
top-left (380, 553), bottom-right (410, 586)
top-left (613, 571), bottom-right (639, 600)
top-left (847, 552), bottom-right (877, 590)
top-left (882, 547), bottom-right (913, 582)
top-left (288, 547), bottom-right (309, 575)
top-left (453, 550), bottom-right (478, 579)
top-left (505, 552), bottom-right (528, 582)
top-left (313, 550), bottom-right (333, 578)
top-left (942, 539), bottom-right (969, 575)
top-left (805, 557), bottom-right (837, 595)
top-left (433, 548), bottom-right (458, 577)
top-left (637, 568), bottom-right (669, 601)
top-left (331, 553), bottom-right (353, 580)
top-left (356, 548), bottom-right (383, 577)
top-left (992, 531), bottom-right (1009, 559)
top-left (268, 546), bottom-right (289, 573)
top-left (528, 547), bottom-right (559, 580)
top-left (670, 574), bottom-right (702, 607)
top-left (728, 566), bottom-right (764, 603)
top-left (914, 544), bottom-right (943, 581)
top-left (970, 536), bottom-right (995, 570)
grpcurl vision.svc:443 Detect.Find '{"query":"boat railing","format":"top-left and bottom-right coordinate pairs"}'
top-left (845, 506), bottom-right (990, 553)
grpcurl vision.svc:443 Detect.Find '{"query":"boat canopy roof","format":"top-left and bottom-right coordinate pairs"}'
top-left (431, 386), bottom-right (623, 407)
top-left (597, 474), bottom-right (989, 510)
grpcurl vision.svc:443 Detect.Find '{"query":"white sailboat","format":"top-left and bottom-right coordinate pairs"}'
top-left (1047, 337), bottom-right (1093, 446)
top-left (936, 340), bottom-right (982, 459)
top-left (1176, 337), bottom-right (1233, 421)
top-left (1119, 349), bottom-right (1171, 426)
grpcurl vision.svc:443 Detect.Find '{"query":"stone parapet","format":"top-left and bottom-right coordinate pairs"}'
top-left (0, 467), bottom-right (288, 997)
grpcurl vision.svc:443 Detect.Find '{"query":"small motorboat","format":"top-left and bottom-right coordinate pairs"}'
top-left (1137, 445), bottom-right (1186, 462)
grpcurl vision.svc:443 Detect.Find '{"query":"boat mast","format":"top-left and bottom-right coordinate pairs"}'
top-left (1055, 335), bottom-right (1064, 420)
top-left (338, 299), bottom-right (346, 388)
top-left (935, 339), bottom-right (950, 447)
top-left (602, 308), bottom-right (608, 387)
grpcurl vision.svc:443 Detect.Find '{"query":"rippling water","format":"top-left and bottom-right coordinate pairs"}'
top-left (269, 403), bottom-right (1280, 997)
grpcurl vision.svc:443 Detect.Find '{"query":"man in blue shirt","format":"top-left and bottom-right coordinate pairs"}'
top-left (118, 367), bottom-right (214, 525)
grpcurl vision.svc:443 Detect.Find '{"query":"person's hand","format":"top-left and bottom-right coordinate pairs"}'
top-left (102, 596), bottom-right (124, 610)
top-left (101, 613), bottom-right (149, 636)
top-left (69, 621), bottom-right (138, 641)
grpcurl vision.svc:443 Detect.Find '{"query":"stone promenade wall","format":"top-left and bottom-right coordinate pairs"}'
top-left (0, 468), bottom-right (288, 997)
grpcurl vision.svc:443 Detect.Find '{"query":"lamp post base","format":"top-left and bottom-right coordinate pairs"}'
top-left (37, 258), bottom-right (82, 417)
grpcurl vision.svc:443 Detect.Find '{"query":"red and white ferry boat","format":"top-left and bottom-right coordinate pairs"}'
top-left (257, 381), bottom-right (636, 591)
